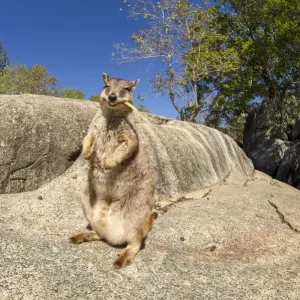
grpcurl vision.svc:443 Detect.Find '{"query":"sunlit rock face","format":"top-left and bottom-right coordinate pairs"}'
top-left (135, 112), bottom-right (254, 197)
top-left (0, 94), bottom-right (97, 193)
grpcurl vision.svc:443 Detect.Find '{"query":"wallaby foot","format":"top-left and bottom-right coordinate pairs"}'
top-left (69, 231), bottom-right (101, 244)
top-left (113, 213), bottom-right (158, 269)
top-left (113, 241), bottom-right (141, 269)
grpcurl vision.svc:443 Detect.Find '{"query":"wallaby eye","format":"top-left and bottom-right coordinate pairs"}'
top-left (124, 87), bottom-right (131, 92)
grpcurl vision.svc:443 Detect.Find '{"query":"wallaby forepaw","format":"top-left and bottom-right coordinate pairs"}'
top-left (103, 158), bottom-right (118, 170)
top-left (82, 149), bottom-right (92, 160)
top-left (82, 131), bottom-right (97, 160)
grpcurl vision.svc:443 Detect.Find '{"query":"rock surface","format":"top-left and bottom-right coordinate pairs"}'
top-left (292, 119), bottom-right (300, 140)
top-left (277, 142), bottom-right (300, 189)
top-left (0, 94), bottom-right (97, 193)
top-left (244, 102), bottom-right (300, 188)
top-left (243, 101), bottom-right (281, 148)
top-left (245, 138), bottom-right (289, 177)
top-left (1, 159), bottom-right (300, 299)
top-left (2, 95), bottom-right (299, 299)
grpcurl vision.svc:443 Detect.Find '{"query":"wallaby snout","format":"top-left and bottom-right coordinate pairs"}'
top-left (108, 93), bottom-right (117, 102)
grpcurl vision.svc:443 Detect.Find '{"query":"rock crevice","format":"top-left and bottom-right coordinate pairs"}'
top-left (268, 200), bottom-right (300, 233)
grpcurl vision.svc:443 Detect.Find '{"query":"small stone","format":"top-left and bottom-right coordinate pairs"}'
top-left (37, 195), bottom-right (43, 200)
top-left (180, 237), bottom-right (185, 241)
top-left (210, 245), bottom-right (217, 252)
top-left (183, 280), bottom-right (191, 287)
top-left (72, 175), bottom-right (78, 179)
top-left (52, 247), bottom-right (59, 253)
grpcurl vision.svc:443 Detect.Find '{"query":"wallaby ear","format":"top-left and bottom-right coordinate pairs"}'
top-left (130, 79), bottom-right (139, 88)
top-left (102, 73), bottom-right (111, 85)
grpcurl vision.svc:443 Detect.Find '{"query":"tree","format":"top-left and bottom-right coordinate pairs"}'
top-left (0, 42), bottom-right (9, 72)
top-left (89, 95), bottom-right (100, 102)
top-left (0, 47), bottom-right (86, 99)
top-left (224, 114), bottom-right (246, 146)
top-left (208, 0), bottom-right (300, 133)
top-left (136, 94), bottom-right (151, 112)
top-left (114, 0), bottom-right (237, 122)
top-left (136, 103), bottom-right (150, 112)
top-left (0, 64), bottom-right (58, 95)
top-left (59, 88), bottom-right (85, 99)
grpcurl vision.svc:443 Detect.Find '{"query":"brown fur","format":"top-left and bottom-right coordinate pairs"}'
top-left (70, 73), bottom-right (157, 268)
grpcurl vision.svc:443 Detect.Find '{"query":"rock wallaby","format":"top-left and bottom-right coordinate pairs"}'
top-left (70, 73), bottom-right (158, 269)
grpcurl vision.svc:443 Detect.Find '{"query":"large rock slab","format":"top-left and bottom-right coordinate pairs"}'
top-left (277, 142), bottom-right (300, 189)
top-left (245, 138), bottom-right (289, 177)
top-left (1, 160), bottom-right (300, 299)
top-left (0, 94), bottom-right (97, 193)
top-left (243, 102), bottom-right (283, 149)
top-left (243, 104), bottom-right (289, 177)
top-left (244, 101), bottom-right (300, 189)
top-left (292, 119), bottom-right (300, 140)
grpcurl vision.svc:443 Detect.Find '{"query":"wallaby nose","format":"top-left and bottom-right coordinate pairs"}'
top-left (108, 94), bottom-right (117, 102)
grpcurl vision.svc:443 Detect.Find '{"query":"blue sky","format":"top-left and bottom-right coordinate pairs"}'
top-left (1, 0), bottom-right (177, 118)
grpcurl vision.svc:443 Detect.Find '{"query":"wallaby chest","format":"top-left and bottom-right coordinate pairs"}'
top-left (91, 116), bottom-right (137, 173)
top-left (98, 118), bottom-right (133, 147)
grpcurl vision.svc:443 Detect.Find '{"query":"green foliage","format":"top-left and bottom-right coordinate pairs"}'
top-left (0, 42), bottom-right (9, 72)
top-left (182, 5), bottom-right (241, 122)
top-left (89, 95), bottom-right (100, 102)
top-left (224, 114), bottom-right (246, 146)
top-left (114, 0), bottom-right (229, 122)
top-left (209, 0), bottom-right (300, 129)
top-left (59, 88), bottom-right (85, 99)
top-left (115, 0), bottom-right (300, 133)
top-left (274, 95), bottom-right (300, 139)
top-left (136, 94), bottom-right (150, 112)
top-left (0, 64), bottom-right (58, 95)
top-left (0, 46), bottom-right (86, 99)
top-left (137, 103), bottom-right (151, 112)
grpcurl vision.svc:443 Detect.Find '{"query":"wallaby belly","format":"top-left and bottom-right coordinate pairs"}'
top-left (91, 202), bottom-right (127, 245)
top-left (89, 169), bottom-right (137, 245)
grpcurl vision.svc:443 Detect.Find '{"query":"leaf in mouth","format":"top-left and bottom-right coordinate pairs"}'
top-left (124, 101), bottom-right (143, 120)
top-left (124, 102), bottom-right (139, 112)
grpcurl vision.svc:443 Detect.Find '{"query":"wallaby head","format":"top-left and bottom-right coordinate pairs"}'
top-left (99, 73), bottom-right (139, 115)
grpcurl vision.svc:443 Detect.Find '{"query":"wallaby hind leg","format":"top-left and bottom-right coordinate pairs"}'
top-left (113, 212), bottom-right (158, 269)
top-left (69, 231), bottom-right (101, 244)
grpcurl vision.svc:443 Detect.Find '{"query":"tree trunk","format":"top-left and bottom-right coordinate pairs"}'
top-left (168, 62), bottom-right (185, 121)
